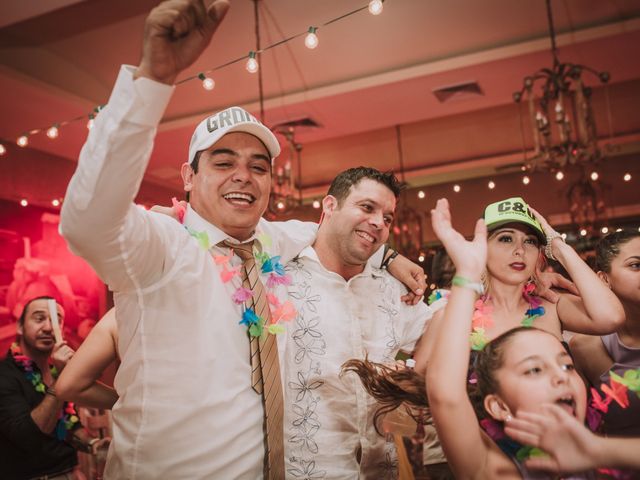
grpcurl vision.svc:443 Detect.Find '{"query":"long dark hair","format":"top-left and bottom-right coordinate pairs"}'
top-left (342, 327), bottom-right (540, 432)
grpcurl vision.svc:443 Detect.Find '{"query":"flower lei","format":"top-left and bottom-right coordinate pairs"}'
top-left (427, 283), bottom-right (545, 351)
top-left (470, 284), bottom-right (545, 351)
top-left (175, 199), bottom-right (297, 338)
top-left (9, 343), bottom-right (79, 440)
top-left (589, 367), bottom-right (638, 421)
top-left (480, 418), bottom-right (548, 464)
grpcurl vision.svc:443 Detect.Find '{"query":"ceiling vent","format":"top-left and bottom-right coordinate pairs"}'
top-left (432, 81), bottom-right (484, 103)
top-left (271, 116), bottom-right (322, 133)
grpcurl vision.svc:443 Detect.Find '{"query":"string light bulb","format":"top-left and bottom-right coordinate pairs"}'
top-left (276, 200), bottom-right (285, 210)
top-left (368, 0), bottom-right (383, 15)
top-left (601, 226), bottom-right (609, 234)
top-left (312, 200), bottom-right (321, 209)
top-left (488, 180), bottom-right (495, 189)
top-left (20, 199), bottom-right (28, 207)
top-left (590, 171), bottom-right (599, 181)
top-left (246, 51), bottom-right (259, 73)
top-left (418, 253), bottom-right (425, 263)
top-left (304, 27), bottom-right (319, 49)
top-left (555, 171), bottom-right (564, 181)
top-left (624, 173), bottom-right (632, 182)
top-left (198, 73), bottom-right (215, 91)
top-left (580, 228), bottom-right (587, 236)
top-left (0, 144), bottom-right (6, 155)
top-left (522, 175), bottom-right (530, 185)
top-left (51, 199), bottom-right (60, 207)
top-left (453, 184), bottom-right (461, 193)
top-left (17, 135), bottom-right (28, 147)
top-left (417, 190), bottom-right (426, 199)
top-left (46, 125), bottom-right (59, 139)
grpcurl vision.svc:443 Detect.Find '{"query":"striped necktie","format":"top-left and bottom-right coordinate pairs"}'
top-left (219, 240), bottom-right (284, 479)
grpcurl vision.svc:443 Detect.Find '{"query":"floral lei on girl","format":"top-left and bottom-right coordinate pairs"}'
top-left (428, 282), bottom-right (546, 351)
top-left (8, 343), bottom-right (79, 440)
top-left (173, 199), bottom-right (297, 338)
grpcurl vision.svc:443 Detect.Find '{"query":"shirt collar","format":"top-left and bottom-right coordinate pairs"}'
top-left (183, 204), bottom-right (266, 251)
top-left (296, 245), bottom-right (379, 278)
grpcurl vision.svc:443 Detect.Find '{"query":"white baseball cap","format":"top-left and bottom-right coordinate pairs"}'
top-left (187, 106), bottom-right (281, 164)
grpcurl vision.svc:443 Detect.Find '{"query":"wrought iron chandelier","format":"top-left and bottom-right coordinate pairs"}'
top-left (390, 125), bottom-right (423, 259)
top-left (267, 126), bottom-right (303, 216)
top-left (514, 0), bottom-right (611, 174)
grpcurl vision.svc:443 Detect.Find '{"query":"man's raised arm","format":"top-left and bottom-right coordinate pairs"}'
top-left (60, 0), bottom-right (230, 290)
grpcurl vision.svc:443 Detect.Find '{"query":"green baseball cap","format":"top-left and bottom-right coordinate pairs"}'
top-left (483, 197), bottom-right (545, 244)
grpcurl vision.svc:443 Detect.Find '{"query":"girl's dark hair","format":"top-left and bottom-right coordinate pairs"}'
top-left (342, 358), bottom-right (428, 433)
top-left (342, 327), bottom-right (540, 431)
top-left (595, 230), bottom-right (640, 273)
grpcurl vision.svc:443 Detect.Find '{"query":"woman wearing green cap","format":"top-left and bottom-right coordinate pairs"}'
top-left (415, 196), bottom-right (624, 355)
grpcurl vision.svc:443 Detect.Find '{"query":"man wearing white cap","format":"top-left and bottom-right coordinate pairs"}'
top-left (60, 1), bottom-right (424, 478)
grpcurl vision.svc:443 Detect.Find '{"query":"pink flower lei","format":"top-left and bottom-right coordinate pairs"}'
top-left (175, 201), bottom-right (296, 338)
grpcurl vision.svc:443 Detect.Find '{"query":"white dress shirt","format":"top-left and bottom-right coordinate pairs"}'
top-left (60, 66), bottom-right (317, 479)
top-left (277, 247), bottom-right (432, 479)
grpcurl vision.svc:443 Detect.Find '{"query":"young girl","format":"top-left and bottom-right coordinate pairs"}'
top-left (569, 231), bottom-right (640, 478)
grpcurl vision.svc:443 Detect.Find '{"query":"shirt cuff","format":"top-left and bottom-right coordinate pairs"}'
top-left (108, 65), bottom-right (175, 127)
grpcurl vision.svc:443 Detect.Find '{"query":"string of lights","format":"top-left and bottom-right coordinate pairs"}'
top-left (0, 0), bottom-right (386, 155)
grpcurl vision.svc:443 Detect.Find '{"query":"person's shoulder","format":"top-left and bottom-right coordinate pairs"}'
top-left (0, 356), bottom-right (21, 383)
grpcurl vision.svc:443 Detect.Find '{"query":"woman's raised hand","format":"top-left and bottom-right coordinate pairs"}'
top-left (431, 198), bottom-right (486, 279)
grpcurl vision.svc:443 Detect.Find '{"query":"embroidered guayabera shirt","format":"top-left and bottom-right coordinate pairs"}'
top-left (278, 247), bottom-right (433, 480)
top-left (60, 66), bottom-right (318, 479)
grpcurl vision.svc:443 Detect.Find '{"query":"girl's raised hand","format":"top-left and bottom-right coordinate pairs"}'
top-left (431, 198), bottom-right (486, 279)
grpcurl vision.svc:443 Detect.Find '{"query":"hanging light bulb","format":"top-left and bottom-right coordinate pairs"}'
top-left (0, 144), bottom-right (6, 155)
top-left (601, 226), bottom-right (609, 234)
top-left (488, 180), bottom-right (495, 189)
top-left (46, 125), bottom-right (59, 139)
top-left (623, 173), bottom-right (632, 182)
top-left (17, 135), bottom-right (28, 147)
top-left (246, 51), bottom-right (259, 73)
top-left (20, 199), bottom-right (28, 207)
top-left (561, 233), bottom-right (567, 240)
top-left (276, 200), bottom-right (285, 210)
top-left (198, 73), bottom-right (215, 91)
top-left (312, 200), bottom-right (321, 209)
top-left (555, 171), bottom-right (564, 181)
top-left (51, 199), bottom-right (61, 207)
top-left (418, 253), bottom-right (425, 263)
top-left (579, 228), bottom-right (587, 236)
top-left (522, 176), bottom-right (530, 185)
top-left (368, 0), bottom-right (383, 15)
top-left (590, 171), bottom-right (599, 181)
top-left (417, 190), bottom-right (426, 199)
top-left (453, 184), bottom-right (461, 193)
top-left (304, 27), bottom-right (319, 49)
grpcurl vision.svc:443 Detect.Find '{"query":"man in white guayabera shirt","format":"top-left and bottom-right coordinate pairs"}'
top-left (59, 1), bottom-right (425, 478)
top-left (277, 167), bottom-right (435, 479)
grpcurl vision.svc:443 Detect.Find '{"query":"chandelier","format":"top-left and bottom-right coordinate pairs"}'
top-left (513, 0), bottom-right (610, 174)
top-left (268, 126), bottom-right (303, 216)
top-left (390, 125), bottom-right (423, 259)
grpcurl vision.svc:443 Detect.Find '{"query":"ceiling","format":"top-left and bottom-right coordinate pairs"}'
top-left (1, 0), bottom-right (640, 198)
